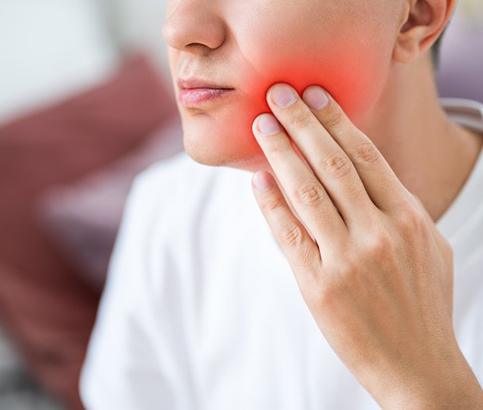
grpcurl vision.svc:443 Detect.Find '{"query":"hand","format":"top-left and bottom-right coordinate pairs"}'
top-left (250, 84), bottom-right (483, 409)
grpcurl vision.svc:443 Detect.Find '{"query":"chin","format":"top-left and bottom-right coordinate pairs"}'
top-left (182, 134), bottom-right (232, 167)
top-left (182, 128), bottom-right (268, 172)
top-left (180, 106), bottom-right (269, 172)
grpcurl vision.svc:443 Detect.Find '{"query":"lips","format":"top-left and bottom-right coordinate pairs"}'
top-left (177, 77), bottom-right (233, 90)
top-left (177, 77), bottom-right (235, 108)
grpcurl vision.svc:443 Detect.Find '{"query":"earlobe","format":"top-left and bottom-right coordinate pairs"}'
top-left (392, 0), bottom-right (456, 64)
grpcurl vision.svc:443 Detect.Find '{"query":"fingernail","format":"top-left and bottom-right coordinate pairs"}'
top-left (257, 114), bottom-right (281, 135)
top-left (253, 171), bottom-right (274, 192)
top-left (270, 84), bottom-right (297, 108)
top-left (303, 86), bottom-right (329, 110)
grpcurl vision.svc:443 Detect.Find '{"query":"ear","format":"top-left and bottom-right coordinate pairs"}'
top-left (394, 0), bottom-right (456, 63)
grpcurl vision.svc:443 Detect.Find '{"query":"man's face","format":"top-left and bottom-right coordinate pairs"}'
top-left (164, 0), bottom-right (402, 171)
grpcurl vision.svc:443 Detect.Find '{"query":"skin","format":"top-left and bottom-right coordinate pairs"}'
top-left (163, 0), bottom-right (483, 407)
top-left (164, 0), bottom-right (397, 170)
top-left (252, 86), bottom-right (483, 408)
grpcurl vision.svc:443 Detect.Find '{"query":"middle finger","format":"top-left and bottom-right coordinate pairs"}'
top-left (266, 83), bottom-right (376, 229)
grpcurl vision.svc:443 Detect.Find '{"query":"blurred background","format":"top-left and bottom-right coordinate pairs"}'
top-left (0, 0), bottom-right (482, 409)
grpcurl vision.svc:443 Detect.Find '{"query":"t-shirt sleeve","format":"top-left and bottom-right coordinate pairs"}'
top-left (79, 165), bottom-right (197, 410)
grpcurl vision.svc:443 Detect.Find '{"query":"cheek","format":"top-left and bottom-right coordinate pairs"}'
top-left (240, 39), bottom-right (389, 126)
top-left (177, 23), bottom-right (393, 170)
top-left (219, 37), bottom-right (390, 167)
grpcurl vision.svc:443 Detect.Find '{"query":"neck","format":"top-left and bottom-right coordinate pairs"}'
top-left (361, 56), bottom-right (483, 223)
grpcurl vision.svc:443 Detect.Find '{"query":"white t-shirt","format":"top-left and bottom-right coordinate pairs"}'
top-left (80, 99), bottom-right (483, 410)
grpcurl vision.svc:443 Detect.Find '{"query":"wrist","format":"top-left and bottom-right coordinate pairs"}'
top-left (363, 344), bottom-right (482, 409)
top-left (383, 370), bottom-right (483, 410)
top-left (386, 381), bottom-right (483, 410)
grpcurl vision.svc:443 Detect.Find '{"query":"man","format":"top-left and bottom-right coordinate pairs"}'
top-left (81, 0), bottom-right (483, 408)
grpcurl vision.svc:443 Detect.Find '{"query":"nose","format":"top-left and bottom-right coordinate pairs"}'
top-left (163, 1), bottom-right (225, 54)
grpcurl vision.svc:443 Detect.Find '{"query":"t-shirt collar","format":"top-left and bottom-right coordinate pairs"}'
top-left (435, 98), bottom-right (483, 240)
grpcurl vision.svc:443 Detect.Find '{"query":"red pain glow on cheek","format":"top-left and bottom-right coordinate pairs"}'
top-left (175, 39), bottom-right (387, 170)
top-left (223, 45), bottom-right (385, 165)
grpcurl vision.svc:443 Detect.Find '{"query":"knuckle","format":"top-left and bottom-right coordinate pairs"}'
top-left (279, 223), bottom-right (305, 248)
top-left (263, 135), bottom-right (291, 154)
top-left (261, 195), bottom-right (285, 213)
top-left (395, 203), bottom-right (426, 235)
top-left (351, 142), bottom-right (380, 165)
top-left (289, 105), bottom-right (313, 129)
top-left (334, 258), bottom-right (358, 280)
top-left (292, 245), bottom-right (318, 272)
top-left (322, 153), bottom-right (352, 179)
top-left (294, 182), bottom-right (325, 207)
top-left (407, 192), bottom-right (424, 208)
top-left (321, 105), bottom-right (344, 130)
top-left (364, 230), bottom-right (394, 257)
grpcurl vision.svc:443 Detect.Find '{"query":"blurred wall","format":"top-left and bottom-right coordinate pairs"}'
top-left (101, 0), bottom-right (170, 73)
top-left (0, 0), bottom-right (120, 123)
top-left (436, 0), bottom-right (483, 100)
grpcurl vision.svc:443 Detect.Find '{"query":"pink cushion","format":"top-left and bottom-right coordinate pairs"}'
top-left (38, 119), bottom-right (183, 289)
top-left (0, 52), bottom-right (177, 409)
